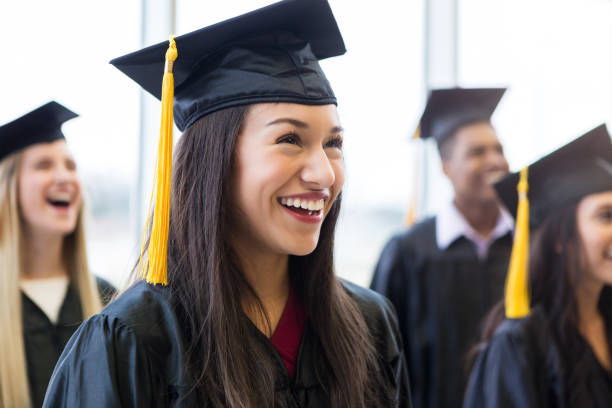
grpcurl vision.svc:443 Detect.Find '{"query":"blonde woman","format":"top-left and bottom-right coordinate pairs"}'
top-left (0, 101), bottom-right (115, 408)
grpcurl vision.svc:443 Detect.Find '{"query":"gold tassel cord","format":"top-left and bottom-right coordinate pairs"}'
top-left (138, 36), bottom-right (178, 285)
top-left (412, 123), bottom-right (421, 140)
top-left (505, 167), bottom-right (530, 318)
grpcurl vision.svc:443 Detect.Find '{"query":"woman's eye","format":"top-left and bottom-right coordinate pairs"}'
top-left (35, 159), bottom-right (53, 170)
top-left (325, 136), bottom-right (343, 150)
top-left (597, 210), bottom-right (612, 222)
top-left (277, 133), bottom-right (301, 146)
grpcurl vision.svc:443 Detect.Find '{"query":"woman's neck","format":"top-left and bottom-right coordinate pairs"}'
top-left (576, 276), bottom-right (603, 323)
top-left (576, 276), bottom-right (611, 370)
top-left (236, 246), bottom-right (290, 337)
top-left (21, 228), bottom-right (67, 280)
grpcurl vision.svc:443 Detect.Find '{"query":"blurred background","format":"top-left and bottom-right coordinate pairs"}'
top-left (1, 0), bottom-right (611, 288)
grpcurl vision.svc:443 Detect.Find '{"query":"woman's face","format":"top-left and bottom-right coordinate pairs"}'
top-left (577, 190), bottom-right (612, 286)
top-left (18, 139), bottom-right (82, 237)
top-left (232, 103), bottom-right (344, 257)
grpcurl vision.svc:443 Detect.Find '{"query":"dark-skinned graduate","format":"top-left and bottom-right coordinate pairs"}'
top-left (464, 124), bottom-right (612, 407)
top-left (0, 102), bottom-right (115, 408)
top-left (42, 1), bottom-right (411, 407)
top-left (371, 88), bottom-right (514, 408)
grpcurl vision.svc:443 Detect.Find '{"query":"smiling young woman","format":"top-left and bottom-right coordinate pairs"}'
top-left (0, 102), bottom-right (114, 408)
top-left (464, 125), bottom-right (612, 407)
top-left (42, 1), bottom-right (411, 408)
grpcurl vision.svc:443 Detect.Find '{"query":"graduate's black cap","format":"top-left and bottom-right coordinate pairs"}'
top-left (416, 87), bottom-right (506, 144)
top-left (110, 0), bottom-right (345, 132)
top-left (495, 124), bottom-right (612, 229)
top-left (0, 101), bottom-right (78, 162)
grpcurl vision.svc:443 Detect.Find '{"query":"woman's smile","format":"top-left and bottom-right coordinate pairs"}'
top-left (278, 192), bottom-right (329, 224)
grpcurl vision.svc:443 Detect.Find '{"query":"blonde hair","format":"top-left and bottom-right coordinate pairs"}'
top-left (0, 151), bottom-right (103, 407)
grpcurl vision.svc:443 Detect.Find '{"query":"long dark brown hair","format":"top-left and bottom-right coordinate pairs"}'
top-left (162, 105), bottom-right (384, 407)
top-left (473, 200), bottom-right (609, 403)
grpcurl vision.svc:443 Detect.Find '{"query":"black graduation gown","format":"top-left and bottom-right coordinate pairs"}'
top-left (42, 279), bottom-right (412, 407)
top-left (370, 217), bottom-right (512, 408)
top-left (24, 277), bottom-right (116, 408)
top-left (464, 293), bottom-right (612, 408)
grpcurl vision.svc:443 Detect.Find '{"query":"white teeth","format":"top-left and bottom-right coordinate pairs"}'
top-left (48, 194), bottom-right (71, 202)
top-left (280, 197), bottom-right (326, 212)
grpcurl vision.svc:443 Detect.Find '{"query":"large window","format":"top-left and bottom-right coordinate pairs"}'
top-left (1, 0), bottom-right (141, 287)
top-left (421, 0), bottom-right (612, 231)
top-left (459, 0), bottom-right (612, 169)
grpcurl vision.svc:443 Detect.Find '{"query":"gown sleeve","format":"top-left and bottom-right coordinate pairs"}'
top-left (463, 320), bottom-right (544, 408)
top-left (42, 314), bottom-right (162, 408)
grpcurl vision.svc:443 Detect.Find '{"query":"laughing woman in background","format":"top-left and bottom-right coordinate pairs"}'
top-left (0, 102), bottom-right (114, 408)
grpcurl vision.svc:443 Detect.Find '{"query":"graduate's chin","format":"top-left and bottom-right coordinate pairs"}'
top-left (285, 239), bottom-right (319, 257)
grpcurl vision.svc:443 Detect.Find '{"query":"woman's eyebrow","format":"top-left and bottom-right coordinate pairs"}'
top-left (266, 118), bottom-right (343, 134)
top-left (595, 203), bottom-right (612, 211)
top-left (266, 118), bottom-right (309, 128)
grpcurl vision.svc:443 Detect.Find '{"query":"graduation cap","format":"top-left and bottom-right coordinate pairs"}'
top-left (111, 0), bottom-right (345, 132)
top-left (0, 102), bottom-right (78, 162)
top-left (496, 124), bottom-right (612, 229)
top-left (414, 87), bottom-right (506, 145)
top-left (495, 124), bottom-right (612, 318)
top-left (110, 0), bottom-right (345, 285)
top-left (402, 87), bottom-right (506, 226)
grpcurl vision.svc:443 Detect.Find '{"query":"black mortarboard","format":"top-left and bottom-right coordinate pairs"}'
top-left (0, 101), bottom-right (78, 162)
top-left (110, 0), bottom-right (345, 132)
top-left (495, 124), bottom-right (612, 229)
top-left (416, 87), bottom-right (506, 144)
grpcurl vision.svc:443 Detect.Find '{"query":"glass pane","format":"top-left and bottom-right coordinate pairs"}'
top-left (1, 0), bottom-right (142, 287)
top-left (459, 0), bottom-right (612, 167)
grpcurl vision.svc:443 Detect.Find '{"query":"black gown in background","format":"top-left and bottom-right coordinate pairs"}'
top-left (370, 217), bottom-right (512, 408)
top-left (464, 288), bottom-right (612, 408)
top-left (23, 277), bottom-right (115, 408)
top-left (42, 280), bottom-right (412, 407)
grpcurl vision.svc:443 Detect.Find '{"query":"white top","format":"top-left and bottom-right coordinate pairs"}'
top-left (436, 201), bottom-right (514, 260)
top-left (20, 275), bottom-right (70, 324)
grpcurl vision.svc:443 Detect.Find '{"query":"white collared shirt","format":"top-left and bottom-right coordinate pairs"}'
top-left (436, 201), bottom-right (514, 260)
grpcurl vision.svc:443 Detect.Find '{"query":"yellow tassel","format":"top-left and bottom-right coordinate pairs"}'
top-left (505, 167), bottom-right (530, 318)
top-left (403, 199), bottom-right (417, 227)
top-left (138, 36), bottom-right (178, 286)
top-left (412, 123), bottom-right (421, 140)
